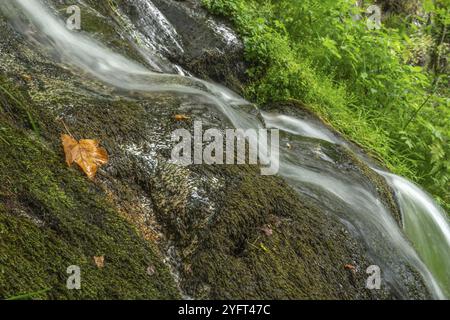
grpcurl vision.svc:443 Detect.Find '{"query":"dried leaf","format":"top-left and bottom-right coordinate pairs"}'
top-left (344, 264), bottom-right (356, 273)
top-left (146, 265), bottom-right (156, 276)
top-left (93, 256), bottom-right (105, 268)
top-left (260, 225), bottom-right (273, 237)
top-left (61, 134), bottom-right (108, 179)
top-left (175, 114), bottom-right (190, 121)
top-left (21, 74), bottom-right (32, 82)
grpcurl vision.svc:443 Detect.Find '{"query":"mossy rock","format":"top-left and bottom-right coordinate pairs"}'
top-left (0, 1), bottom-right (431, 300)
top-left (0, 115), bottom-right (180, 300)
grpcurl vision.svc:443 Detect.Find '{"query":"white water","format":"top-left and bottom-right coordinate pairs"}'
top-left (262, 112), bottom-right (337, 144)
top-left (380, 171), bottom-right (450, 297)
top-left (263, 112), bottom-right (450, 298)
top-left (126, 0), bottom-right (185, 55)
top-left (2, 0), bottom-right (448, 299)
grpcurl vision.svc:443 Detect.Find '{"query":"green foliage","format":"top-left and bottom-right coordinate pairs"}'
top-left (203, 0), bottom-right (449, 211)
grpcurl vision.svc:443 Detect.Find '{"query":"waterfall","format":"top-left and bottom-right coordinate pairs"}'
top-left (379, 172), bottom-right (450, 298)
top-left (2, 0), bottom-right (448, 299)
top-left (263, 112), bottom-right (449, 298)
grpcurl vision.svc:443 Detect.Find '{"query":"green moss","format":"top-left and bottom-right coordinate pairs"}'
top-left (186, 48), bottom-right (246, 94)
top-left (0, 80), bottom-right (41, 135)
top-left (53, 1), bottom-right (147, 66)
top-left (0, 79), bottom-right (179, 300)
top-left (0, 2), bottom-right (431, 299)
top-left (343, 147), bottom-right (403, 224)
top-left (148, 162), bottom-right (395, 299)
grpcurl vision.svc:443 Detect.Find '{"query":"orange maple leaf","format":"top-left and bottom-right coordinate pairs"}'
top-left (61, 134), bottom-right (109, 179)
top-left (174, 114), bottom-right (190, 121)
top-left (344, 264), bottom-right (357, 273)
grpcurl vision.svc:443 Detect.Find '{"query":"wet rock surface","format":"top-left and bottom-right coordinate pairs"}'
top-left (149, 0), bottom-right (247, 91)
top-left (0, 0), bottom-right (430, 299)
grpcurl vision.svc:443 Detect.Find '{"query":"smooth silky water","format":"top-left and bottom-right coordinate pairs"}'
top-left (2, 0), bottom-right (448, 299)
top-left (263, 112), bottom-right (450, 298)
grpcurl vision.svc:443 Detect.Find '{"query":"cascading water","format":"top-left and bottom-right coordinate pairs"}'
top-left (2, 0), bottom-right (448, 299)
top-left (263, 112), bottom-right (450, 298)
top-left (379, 172), bottom-right (450, 298)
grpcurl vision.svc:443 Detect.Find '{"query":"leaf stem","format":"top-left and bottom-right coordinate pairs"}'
top-left (60, 119), bottom-right (75, 139)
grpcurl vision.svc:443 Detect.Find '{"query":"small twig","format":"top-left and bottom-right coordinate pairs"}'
top-left (6, 287), bottom-right (51, 300)
top-left (0, 133), bottom-right (10, 146)
top-left (0, 83), bottom-right (23, 107)
top-left (0, 84), bottom-right (39, 135)
top-left (403, 76), bottom-right (441, 130)
top-left (60, 118), bottom-right (75, 139)
top-left (403, 94), bottom-right (433, 130)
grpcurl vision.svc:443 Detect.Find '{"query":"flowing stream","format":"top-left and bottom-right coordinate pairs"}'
top-left (1, 0), bottom-right (448, 299)
top-left (263, 112), bottom-right (450, 298)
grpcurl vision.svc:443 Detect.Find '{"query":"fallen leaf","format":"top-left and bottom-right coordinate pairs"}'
top-left (21, 74), bottom-right (32, 82)
top-left (268, 214), bottom-right (282, 227)
top-left (61, 134), bottom-right (109, 179)
top-left (344, 264), bottom-right (356, 273)
top-left (93, 255), bottom-right (105, 268)
top-left (260, 225), bottom-right (273, 237)
top-left (146, 265), bottom-right (156, 276)
top-left (175, 114), bottom-right (190, 121)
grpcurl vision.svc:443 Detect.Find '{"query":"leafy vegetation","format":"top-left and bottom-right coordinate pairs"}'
top-left (203, 0), bottom-right (449, 211)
